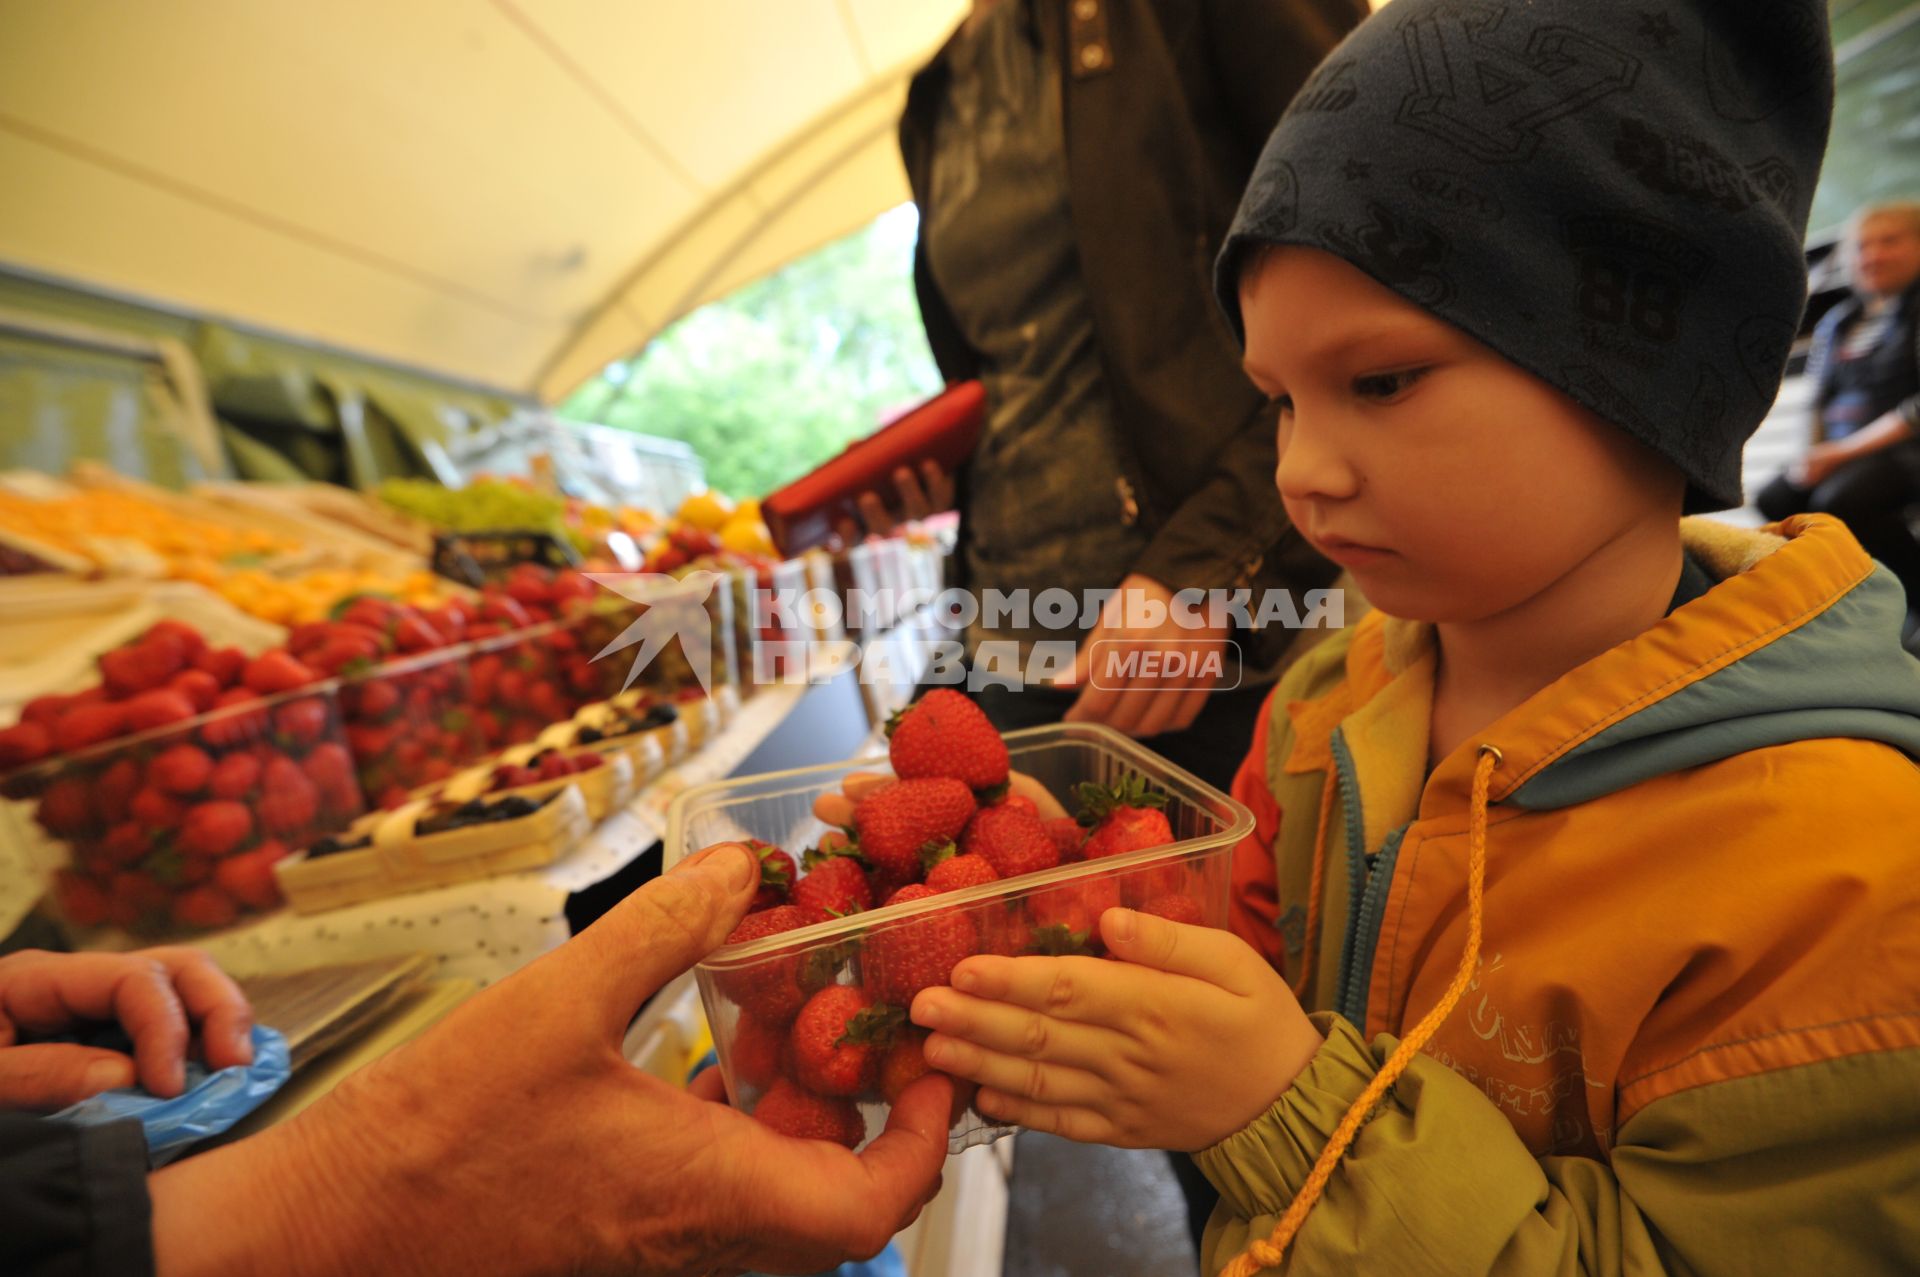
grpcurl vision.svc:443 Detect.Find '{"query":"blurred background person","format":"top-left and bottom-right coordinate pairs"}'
top-left (1758, 199), bottom-right (1920, 639)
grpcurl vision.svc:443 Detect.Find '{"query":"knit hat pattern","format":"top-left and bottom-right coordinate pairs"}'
top-left (1217, 0), bottom-right (1836, 511)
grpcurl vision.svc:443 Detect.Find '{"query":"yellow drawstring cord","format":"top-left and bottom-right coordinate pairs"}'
top-left (1289, 768), bottom-right (1338, 1002)
top-left (1223, 745), bottom-right (1500, 1277)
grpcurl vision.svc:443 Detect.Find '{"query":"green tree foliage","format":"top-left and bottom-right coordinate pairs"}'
top-left (560, 205), bottom-right (942, 501)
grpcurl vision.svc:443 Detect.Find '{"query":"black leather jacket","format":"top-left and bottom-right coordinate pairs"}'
top-left (900, 0), bottom-right (1365, 660)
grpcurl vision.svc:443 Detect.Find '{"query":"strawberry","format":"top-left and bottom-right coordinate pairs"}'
top-left (1077, 776), bottom-right (1175, 859)
top-left (570, 752), bottom-right (604, 771)
top-left (214, 842), bottom-right (288, 909)
top-left (192, 645), bottom-right (248, 687)
top-left (100, 822), bottom-right (153, 867)
top-left (998, 793), bottom-right (1038, 817)
top-left (879, 1029), bottom-right (935, 1105)
top-left (495, 764), bottom-right (540, 789)
top-left (747, 839), bottom-right (795, 911)
top-left (169, 669), bottom-right (222, 713)
top-left (129, 786), bottom-right (187, 829)
top-left (536, 750), bottom-right (576, 782)
top-left (1141, 893), bottom-right (1206, 926)
top-left (1045, 816), bottom-right (1086, 863)
top-left (863, 885), bottom-right (979, 1005)
top-left (717, 905), bottom-right (822, 1024)
top-left (99, 641), bottom-right (182, 698)
top-left (925, 851), bottom-right (999, 895)
top-left (243, 651), bottom-right (318, 697)
top-left (209, 752), bottom-right (263, 801)
top-left (106, 870), bottom-right (169, 926)
top-left (20, 694), bottom-right (72, 728)
top-left (1024, 877), bottom-right (1122, 956)
top-left (259, 757), bottom-right (320, 836)
top-left (149, 743), bottom-right (214, 796)
top-left (853, 778), bottom-right (976, 881)
top-left (791, 852), bottom-right (871, 917)
top-left (300, 743), bottom-right (358, 809)
top-left (201, 690), bottom-right (269, 749)
top-left (390, 615), bottom-right (444, 654)
top-left (885, 689), bottom-right (1008, 790)
top-left (53, 702), bottom-right (128, 754)
top-left (791, 985), bottom-right (901, 1097)
top-left (1078, 776), bottom-right (1181, 898)
top-left (752, 1078), bottom-right (865, 1148)
top-left (961, 805), bottom-right (1059, 880)
top-left (122, 689), bottom-right (197, 734)
top-left (55, 870), bottom-right (110, 928)
top-left (143, 620), bottom-right (206, 661)
top-left (178, 801), bottom-right (253, 859)
top-left (0, 721), bottom-right (52, 771)
top-left (351, 679), bottom-right (401, 720)
top-left (728, 1012), bottom-right (788, 1091)
top-left (95, 758), bottom-right (140, 823)
top-left (171, 884), bottom-right (239, 930)
top-left (38, 776), bottom-right (98, 838)
top-left (273, 699), bottom-right (330, 747)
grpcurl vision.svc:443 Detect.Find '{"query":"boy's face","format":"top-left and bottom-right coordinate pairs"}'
top-left (1240, 246), bottom-right (1683, 624)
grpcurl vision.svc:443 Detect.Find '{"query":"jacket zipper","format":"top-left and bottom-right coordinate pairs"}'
top-left (1340, 826), bottom-right (1408, 1029)
top-left (1326, 729), bottom-right (1409, 1028)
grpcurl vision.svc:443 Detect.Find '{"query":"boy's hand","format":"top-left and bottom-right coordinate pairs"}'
top-left (909, 908), bottom-right (1323, 1151)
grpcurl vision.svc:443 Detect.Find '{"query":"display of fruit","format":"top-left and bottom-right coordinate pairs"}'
top-left (7, 629), bottom-right (359, 933)
top-left (0, 486), bottom-right (298, 577)
top-left (194, 566), bottom-right (453, 627)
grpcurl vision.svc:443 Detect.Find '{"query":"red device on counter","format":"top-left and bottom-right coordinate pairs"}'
top-left (761, 380), bottom-right (986, 557)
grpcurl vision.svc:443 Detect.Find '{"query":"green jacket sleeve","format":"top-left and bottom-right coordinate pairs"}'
top-left (1196, 1014), bottom-right (1920, 1275)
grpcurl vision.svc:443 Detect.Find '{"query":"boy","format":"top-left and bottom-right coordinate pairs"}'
top-left (905, 0), bottom-right (1920, 1271)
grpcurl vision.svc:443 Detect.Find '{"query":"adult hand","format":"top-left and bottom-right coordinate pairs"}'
top-left (1057, 573), bottom-right (1227, 739)
top-left (1790, 441), bottom-right (1850, 489)
top-left (149, 843), bottom-right (954, 1277)
top-left (909, 908), bottom-right (1321, 1152)
top-left (0, 947), bottom-right (253, 1111)
top-left (811, 769), bottom-right (1069, 830)
top-left (833, 462), bottom-right (955, 545)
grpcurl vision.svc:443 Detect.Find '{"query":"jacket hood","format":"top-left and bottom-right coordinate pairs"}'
top-left (1429, 514), bottom-right (1920, 814)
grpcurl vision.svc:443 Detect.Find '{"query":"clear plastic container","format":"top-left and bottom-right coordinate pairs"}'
top-left (665, 722), bottom-right (1256, 1152)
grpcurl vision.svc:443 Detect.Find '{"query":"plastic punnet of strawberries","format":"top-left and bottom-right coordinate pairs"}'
top-left (708, 690), bottom-right (1205, 1149)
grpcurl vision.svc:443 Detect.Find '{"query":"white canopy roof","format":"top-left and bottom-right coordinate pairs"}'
top-left (0, 1), bottom-right (967, 403)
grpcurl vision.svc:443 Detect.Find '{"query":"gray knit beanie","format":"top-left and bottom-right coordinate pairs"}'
top-left (1217, 0), bottom-right (1836, 511)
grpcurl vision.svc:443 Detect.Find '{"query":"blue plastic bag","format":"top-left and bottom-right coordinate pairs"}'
top-left (53, 1024), bottom-right (291, 1166)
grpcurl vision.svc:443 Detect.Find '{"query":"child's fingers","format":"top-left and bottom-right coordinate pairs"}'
top-left (972, 1088), bottom-right (1122, 1147)
top-left (842, 771), bottom-right (894, 800)
top-left (938, 954), bottom-right (1145, 1030)
top-left (811, 793), bottom-right (855, 827)
top-left (1006, 771), bottom-right (1069, 821)
top-left (919, 1032), bottom-right (1112, 1109)
top-left (1100, 909), bottom-right (1261, 993)
top-left (910, 986), bottom-right (1128, 1073)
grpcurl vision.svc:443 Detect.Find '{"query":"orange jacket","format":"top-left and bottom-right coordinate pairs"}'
top-left (1204, 515), bottom-right (1920, 1273)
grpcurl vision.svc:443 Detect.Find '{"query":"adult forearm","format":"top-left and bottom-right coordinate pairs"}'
top-left (1838, 410), bottom-right (1917, 459)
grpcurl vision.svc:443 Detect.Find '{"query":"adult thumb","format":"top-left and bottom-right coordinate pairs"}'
top-left (571, 842), bottom-right (760, 1037)
top-left (0, 1044), bottom-right (137, 1112)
